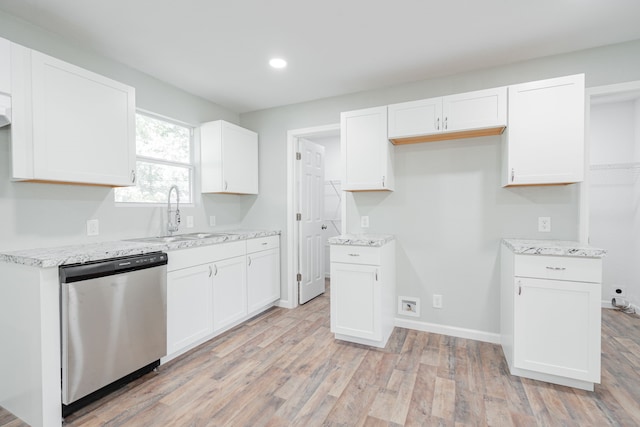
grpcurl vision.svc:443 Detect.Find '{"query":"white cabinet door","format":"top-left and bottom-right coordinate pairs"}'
top-left (0, 37), bottom-right (10, 95)
top-left (388, 87), bottom-right (506, 144)
top-left (330, 262), bottom-right (381, 341)
top-left (212, 255), bottom-right (248, 332)
top-left (504, 74), bottom-right (585, 186)
top-left (247, 247), bottom-right (280, 314)
top-left (513, 277), bottom-right (600, 382)
top-left (11, 46), bottom-right (135, 186)
top-left (388, 97), bottom-right (442, 139)
top-left (341, 106), bottom-right (394, 191)
top-left (201, 120), bottom-right (259, 194)
top-left (443, 87), bottom-right (506, 132)
top-left (166, 265), bottom-right (214, 356)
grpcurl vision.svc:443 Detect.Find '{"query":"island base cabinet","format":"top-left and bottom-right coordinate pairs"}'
top-left (166, 265), bottom-right (214, 356)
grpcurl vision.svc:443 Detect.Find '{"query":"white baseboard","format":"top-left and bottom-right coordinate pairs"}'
top-left (276, 299), bottom-right (295, 309)
top-left (395, 317), bottom-right (501, 344)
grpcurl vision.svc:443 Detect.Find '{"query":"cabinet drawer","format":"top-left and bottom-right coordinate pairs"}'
top-left (247, 235), bottom-right (279, 253)
top-left (331, 245), bottom-right (381, 265)
top-left (168, 241), bottom-right (246, 272)
top-left (514, 255), bottom-right (602, 283)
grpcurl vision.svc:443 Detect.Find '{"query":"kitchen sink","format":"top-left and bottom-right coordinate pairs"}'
top-left (130, 232), bottom-right (230, 244)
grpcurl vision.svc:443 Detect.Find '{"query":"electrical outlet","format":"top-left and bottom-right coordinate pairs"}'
top-left (186, 216), bottom-right (194, 228)
top-left (209, 216), bottom-right (216, 227)
top-left (361, 216), bottom-right (369, 228)
top-left (538, 216), bottom-right (551, 232)
top-left (398, 296), bottom-right (420, 317)
top-left (433, 294), bottom-right (443, 309)
top-left (86, 219), bottom-right (99, 236)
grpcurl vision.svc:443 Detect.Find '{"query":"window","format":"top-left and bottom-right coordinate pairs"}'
top-left (115, 112), bottom-right (194, 204)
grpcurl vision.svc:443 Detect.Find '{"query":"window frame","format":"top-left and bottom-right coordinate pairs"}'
top-left (115, 110), bottom-right (196, 207)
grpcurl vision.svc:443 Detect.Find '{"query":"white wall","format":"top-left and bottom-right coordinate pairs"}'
top-left (0, 10), bottom-right (249, 251)
top-left (589, 100), bottom-right (638, 305)
top-left (241, 39), bottom-right (640, 334)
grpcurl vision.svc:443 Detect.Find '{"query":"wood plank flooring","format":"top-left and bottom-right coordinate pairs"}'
top-left (2, 288), bottom-right (640, 426)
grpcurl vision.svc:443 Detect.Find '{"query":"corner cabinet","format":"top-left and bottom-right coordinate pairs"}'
top-left (330, 240), bottom-right (396, 348)
top-left (10, 41), bottom-right (136, 186)
top-left (502, 74), bottom-right (585, 186)
top-left (388, 87), bottom-right (507, 144)
top-left (201, 120), bottom-right (259, 194)
top-left (501, 246), bottom-right (602, 391)
top-left (341, 106), bottom-right (394, 191)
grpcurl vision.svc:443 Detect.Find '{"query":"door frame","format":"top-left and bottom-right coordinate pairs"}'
top-left (578, 80), bottom-right (640, 243)
top-left (285, 123), bottom-right (342, 309)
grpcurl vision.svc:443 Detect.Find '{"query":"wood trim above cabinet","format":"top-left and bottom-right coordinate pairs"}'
top-left (390, 125), bottom-right (505, 145)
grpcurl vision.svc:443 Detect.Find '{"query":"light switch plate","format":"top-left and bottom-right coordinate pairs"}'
top-left (361, 216), bottom-right (369, 228)
top-left (186, 216), bottom-right (194, 228)
top-left (209, 216), bottom-right (216, 227)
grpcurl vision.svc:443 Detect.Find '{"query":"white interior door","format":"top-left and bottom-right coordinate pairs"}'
top-left (298, 138), bottom-right (325, 304)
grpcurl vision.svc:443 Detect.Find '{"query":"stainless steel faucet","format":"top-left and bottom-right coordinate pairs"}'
top-left (167, 185), bottom-right (181, 235)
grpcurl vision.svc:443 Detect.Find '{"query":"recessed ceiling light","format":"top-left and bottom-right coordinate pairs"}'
top-left (269, 58), bottom-right (287, 69)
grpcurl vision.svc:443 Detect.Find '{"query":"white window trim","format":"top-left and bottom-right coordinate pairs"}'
top-left (115, 110), bottom-right (196, 206)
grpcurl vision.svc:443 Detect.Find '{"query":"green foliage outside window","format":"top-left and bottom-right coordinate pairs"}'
top-left (115, 113), bottom-right (193, 204)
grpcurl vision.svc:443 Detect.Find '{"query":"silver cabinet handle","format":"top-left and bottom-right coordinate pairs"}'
top-left (517, 280), bottom-right (522, 295)
top-left (511, 168), bottom-right (515, 182)
top-left (130, 170), bottom-right (136, 183)
top-left (546, 266), bottom-right (567, 271)
top-left (248, 256), bottom-right (252, 266)
top-left (224, 181), bottom-right (228, 191)
top-left (436, 117), bottom-right (440, 130)
top-left (375, 270), bottom-right (379, 281)
top-left (444, 117), bottom-right (448, 130)
top-left (213, 265), bottom-right (218, 276)
top-left (208, 265), bottom-right (212, 277)
top-left (348, 253), bottom-right (360, 257)
top-left (261, 242), bottom-right (268, 245)
top-left (382, 176), bottom-right (385, 187)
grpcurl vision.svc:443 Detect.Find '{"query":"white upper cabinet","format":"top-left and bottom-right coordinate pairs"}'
top-left (0, 38), bottom-right (10, 127)
top-left (10, 43), bottom-right (136, 186)
top-left (0, 37), bottom-right (10, 95)
top-left (201, 120), bottom-right (258, 194)
top-left (341, 106), bottom-right (394, 191)
top-left (388, 87), bottom-right (507, 144)
top-left (502, 74), bottom-right (585, 186)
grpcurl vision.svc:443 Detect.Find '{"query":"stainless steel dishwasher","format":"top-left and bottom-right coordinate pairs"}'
top-left (59, 252), bottom-right (168, 416)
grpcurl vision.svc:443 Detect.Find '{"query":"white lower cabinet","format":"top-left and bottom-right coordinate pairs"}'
top-left (247, 243), bottom-right (281, 315)
top-left (167, 265), bottom-right (214, 356)
top-left (501, 246), bottom-right (602, 390)
top-left (164, 236), bottom-right (280, 362)
top-left (212, 255), bottom-right (248, 332)
top-left (330, 241), bottom-right (395, 348)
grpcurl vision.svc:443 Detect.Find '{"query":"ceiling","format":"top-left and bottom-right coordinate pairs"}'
top-left (2, 0), bottom-right (640, 113)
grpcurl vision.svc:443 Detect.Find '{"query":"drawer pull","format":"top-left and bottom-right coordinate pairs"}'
top-left (261, 242), bottom-right (268, 245)
top-left (545, 266), bottom-right (566, 271)
top-left (348, 253), bottom-right (360, 257)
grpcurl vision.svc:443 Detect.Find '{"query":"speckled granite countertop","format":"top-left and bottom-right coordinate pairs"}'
top-left (328, 234), bottom-right (395, 247)
top-left (0, 229), bottom-right (280, 268)
top-left (502, 239), bottom-right (607, 258)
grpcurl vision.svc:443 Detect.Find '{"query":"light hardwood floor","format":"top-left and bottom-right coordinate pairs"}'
top-left (2, 288), bottom-right (639, 426)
